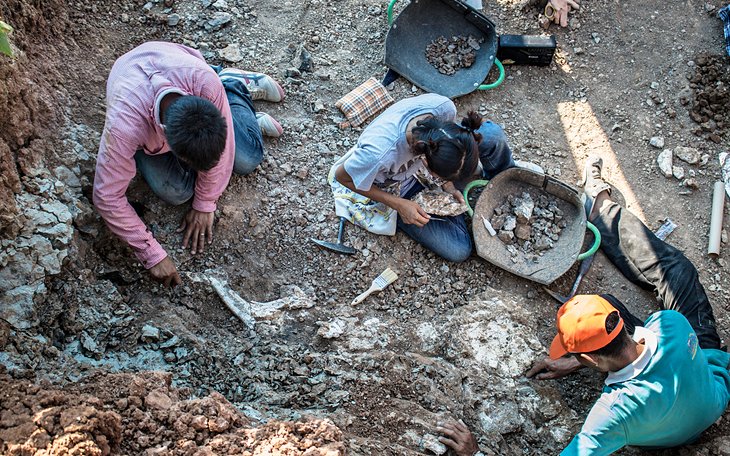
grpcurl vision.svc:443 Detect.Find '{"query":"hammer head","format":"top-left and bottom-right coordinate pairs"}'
top-left (310, 238), bottom-right (357, 255)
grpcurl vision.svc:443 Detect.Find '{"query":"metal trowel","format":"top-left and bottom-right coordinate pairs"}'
top-left (311, 217), bottom-right (356, 255)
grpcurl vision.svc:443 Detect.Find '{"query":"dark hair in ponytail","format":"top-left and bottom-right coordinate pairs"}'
top-left (411, 111), bottom-right (483, 182)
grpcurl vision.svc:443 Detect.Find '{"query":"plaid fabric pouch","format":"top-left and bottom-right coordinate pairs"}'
top-left (335, 77), bottom-right (395, 129)
top-left (720, 5), bottom-right (730, 57)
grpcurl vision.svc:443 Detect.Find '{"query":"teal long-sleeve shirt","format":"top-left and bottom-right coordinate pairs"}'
top-left (562, 310), bottom-right (730, 455)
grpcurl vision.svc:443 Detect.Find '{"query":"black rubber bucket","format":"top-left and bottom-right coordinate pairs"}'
top-left (385, 0), bottom-right (504, 98)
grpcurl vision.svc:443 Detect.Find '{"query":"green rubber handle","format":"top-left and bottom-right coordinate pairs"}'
top-left (477, 58), bottom-right (505, 90)
top-left (577, 222), bottom-right (601, 261)
top-left (387, 0), bottom-right (398, 25)
top-left (462, 179), bottom-right (490, 217)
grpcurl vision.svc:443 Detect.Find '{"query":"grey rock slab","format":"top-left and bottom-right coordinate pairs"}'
top-left (657, 149), bottom-right (673, 177)
top-left (674, 146), bottom-right (700, 165)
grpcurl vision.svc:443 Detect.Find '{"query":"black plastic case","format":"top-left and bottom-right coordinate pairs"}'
top-left (497, 35), bottom-right (557, 66)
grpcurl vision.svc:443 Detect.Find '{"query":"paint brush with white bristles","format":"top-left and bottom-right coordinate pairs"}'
top-left (351, 268), bottom-right (399, 305)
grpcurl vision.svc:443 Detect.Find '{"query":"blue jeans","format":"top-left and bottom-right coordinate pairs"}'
top-left (396, 121), bottom-right (514, 263)
top-left (134, 72), bottom-right (264, 206)
top-left (397, 181), bottom-right (474, 262)
top-left (476, 121), bottom-right (514, 180)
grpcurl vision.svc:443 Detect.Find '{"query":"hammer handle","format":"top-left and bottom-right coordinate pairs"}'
top-left (336, 217), bottom-right (347, 244)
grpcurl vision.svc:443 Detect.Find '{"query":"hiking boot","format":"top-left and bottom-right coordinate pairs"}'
top-left (256, 112), bottom-right (283, 138)
top-left (219, 69), bottom-right (285, 102)
top-left (581, 156), bottom-right (612, 218)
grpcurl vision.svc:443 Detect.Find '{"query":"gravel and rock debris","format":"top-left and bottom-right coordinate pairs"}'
top-left (492, 192), bottom-right (567, 259)
top-left (425, 35), bottom-right (483, 75)
top-left (688, 53), bottom-right (730, 144)
top-left (2, 0), bottom-right (730, 454)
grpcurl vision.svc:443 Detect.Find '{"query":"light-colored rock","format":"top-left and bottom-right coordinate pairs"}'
top-left (206, 11), bottom-right (232, 30)
top-left (0, 283), bottom-right (45, 329)
top-left (190, 415), bottom-right (208, 430)
top-left (141, 324), bottom-right (161, 342)
top-left (674, 146), bottom-right (700, 165)
top-left (657, 149), bottom-right (673, 177)
top-left (53, 166), bottom-right (81, 188)
top-left (145, 390), bottom-right (172, 410)
top-left (219, 43), bottom-right (243, 62)
top-left (208, 417), bottom-right (230, 433)
top-left (317, 318), bottom-right (347, 339)
top-left (421, 433), bottom-right (447, 455)
top-left (513, 193), bottom-right (534, 224)
top-left (672, 166), bottom-right (685, 180)
top-left (649, 136), bottom-right (665, 148)
top-left (503, 216), bottom-right (517, 231)
top-left (683, 178), bottom-right (699, 189)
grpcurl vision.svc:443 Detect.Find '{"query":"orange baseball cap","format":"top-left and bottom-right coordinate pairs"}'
top-left (549, 295), bottom-right (624, 359)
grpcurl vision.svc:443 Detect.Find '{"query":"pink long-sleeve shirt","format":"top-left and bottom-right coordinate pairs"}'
top-left (93, 42), bottom-right (235, 269)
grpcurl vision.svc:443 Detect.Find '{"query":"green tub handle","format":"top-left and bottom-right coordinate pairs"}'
top-left (477, 58), bottom-right (505, 90)
top-left (462, 179), bottom-right (490, 217)
top-left (387, 0), bottom-right (398, 25)
top-left (578, 221), bottom-right (601, 261)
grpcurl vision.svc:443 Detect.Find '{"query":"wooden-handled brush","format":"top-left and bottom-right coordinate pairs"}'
top-left (351, 268), bottom-right (398, 305)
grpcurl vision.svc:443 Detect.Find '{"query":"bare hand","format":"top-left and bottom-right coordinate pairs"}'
top-left (396, 198), bottom-right (430, 227)
top-left (178, 209), bottom-right (215, 254)
top-left (149, 256), bottom-right (182, 288)
top-left (436, 420), bottom-right (479, 456)
top-left (526, 356), bottom-right (582, 380)
top-left (443, 181), bottom-right (465, 204)
top-left (548, 0), bottom-right (579, 27)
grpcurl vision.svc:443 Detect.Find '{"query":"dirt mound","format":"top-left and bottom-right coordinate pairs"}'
top-left (687, 53), bottom-right (730, 144)
top-left (0, 372), bottom-right (345, 455)
top-left (0, 0), bottom-right (70, 239)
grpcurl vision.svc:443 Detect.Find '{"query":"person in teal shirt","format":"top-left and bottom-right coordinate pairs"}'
top-left (436, 156), bottom-right (730, 456)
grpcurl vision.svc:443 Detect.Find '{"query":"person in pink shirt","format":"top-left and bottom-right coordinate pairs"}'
top-left (93, 41), bottom-right (285, 287)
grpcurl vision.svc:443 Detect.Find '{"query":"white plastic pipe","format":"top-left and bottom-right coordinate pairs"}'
top-left (708, 181), bottom-right (725, 257)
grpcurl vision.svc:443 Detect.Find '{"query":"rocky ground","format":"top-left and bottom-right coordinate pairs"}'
top-left (1, 0), bottom-right (730, 454)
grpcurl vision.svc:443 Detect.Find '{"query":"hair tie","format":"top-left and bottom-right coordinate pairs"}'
top-left (438, 128), bottom-right (453, 139)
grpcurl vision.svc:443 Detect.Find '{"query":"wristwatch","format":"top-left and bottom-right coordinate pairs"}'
top-left (474, 452), bottom-right (486, 456)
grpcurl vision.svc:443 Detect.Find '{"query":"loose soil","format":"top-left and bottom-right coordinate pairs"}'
top-left (1, 0), bottom-right (730, 455)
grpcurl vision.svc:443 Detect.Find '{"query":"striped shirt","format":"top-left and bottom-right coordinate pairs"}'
top-left (93, 42), bottom-right (235, 269)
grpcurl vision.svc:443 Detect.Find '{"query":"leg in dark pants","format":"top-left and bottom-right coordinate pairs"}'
top-left (396, 180), bottom-right (473, 263)
top-left (134, 150), bottom-right (196, 205)
top-left (220, 78), bottom-right (264, 175)
top-left (592, 202), bottom-right (721, 349)
top-left (476, 121), bottom-right (515, 180)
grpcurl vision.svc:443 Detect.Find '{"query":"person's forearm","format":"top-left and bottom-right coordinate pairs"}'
top-left (335, 166), bottom-right (405, 211)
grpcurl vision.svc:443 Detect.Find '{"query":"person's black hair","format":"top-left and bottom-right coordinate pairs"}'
top-left (411, 111), bottom-right (483, 182)
top-left (585, 311), bottom-right (631, 359)
top-left (164, 96), bottom-right (227, 171)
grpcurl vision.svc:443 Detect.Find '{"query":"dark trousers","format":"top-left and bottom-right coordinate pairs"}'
top-left (592, 202), bottom-right (721, 350)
